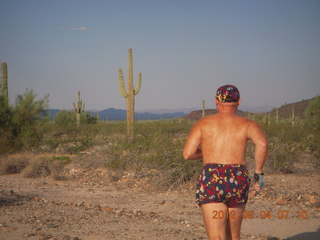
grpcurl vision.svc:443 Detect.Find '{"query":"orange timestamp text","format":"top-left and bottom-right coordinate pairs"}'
top-left (212, 210), bottom-right (309, 220)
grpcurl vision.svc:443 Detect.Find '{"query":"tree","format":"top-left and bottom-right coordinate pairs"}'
top-left (2, 89), bottom-right (49, 149)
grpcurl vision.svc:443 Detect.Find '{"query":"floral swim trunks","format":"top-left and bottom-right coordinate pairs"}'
top-left (196, 164), bottom-right (250, 207)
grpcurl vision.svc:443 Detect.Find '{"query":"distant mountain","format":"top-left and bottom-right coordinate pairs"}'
top-left (97, 108), bottom-right (126, 120)
top-left (137, 107), bottom-right (197, 114)
top-left (98, 108), bottom-right (185, 120)
top-left (239, 105), bottom-right (274, 113)
top-left (46, 109), bottom-right (60, 119)
top-left (47, 108), bottom-right (185, 121)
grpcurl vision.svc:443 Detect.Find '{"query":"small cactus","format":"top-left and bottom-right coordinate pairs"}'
top-left (275, 108), bottom-right (279, 125)
top-left (118, 48), bottom-right (142, 140)
top-left (73, 91), bottom-right (85, 127)
top-left (291, 106), bottom-right (295, 127)
top-left (202, 100), bottom-right (206, 118)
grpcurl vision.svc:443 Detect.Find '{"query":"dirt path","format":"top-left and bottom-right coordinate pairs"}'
top-left (0, 165), bottom-right (319, 240)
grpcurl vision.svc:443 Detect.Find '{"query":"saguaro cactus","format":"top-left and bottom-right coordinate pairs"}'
top-left (202, 100), bottom-right (206, 117)
top-left (275, 108), bottom-right (279, 125)
top-left (291, 106), bottom-right (295, 127)
top-left (1, 62), bottom-right (8, 107)
top-left (118, 48), bottom-right (142, 139)
top-left (73, 91), bottom-right (85, 127)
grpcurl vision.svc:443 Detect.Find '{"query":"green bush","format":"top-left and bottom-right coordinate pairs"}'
top-left (54, 111), bottom-right (76, 126)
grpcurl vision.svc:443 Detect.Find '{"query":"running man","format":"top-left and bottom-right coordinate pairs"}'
top-left (183, 85), bottom-right (268, 240)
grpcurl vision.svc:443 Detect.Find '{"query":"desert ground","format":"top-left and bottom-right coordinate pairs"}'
top-left (0, 152), bottom-right (319, 240)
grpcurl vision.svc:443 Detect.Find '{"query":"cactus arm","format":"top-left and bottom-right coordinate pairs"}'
top-left (134, 72), bottom-right (142, 95)
top-left (82, 103), bottom-right (85, 111)
top-left (118, 68), bottom-right (128, 98)
top-left (73, 103), bottom-right (77, 112)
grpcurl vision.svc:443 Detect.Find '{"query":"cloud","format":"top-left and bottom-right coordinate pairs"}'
top-left (57, 26), bottom-right (88, 31)
top-left (71, 26), bottom-right (88, 31)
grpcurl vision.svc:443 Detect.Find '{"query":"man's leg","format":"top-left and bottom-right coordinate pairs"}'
top-left (226, 205), bottom-right (245, 240)
top-left (201, 202), bottom-right (228, 240)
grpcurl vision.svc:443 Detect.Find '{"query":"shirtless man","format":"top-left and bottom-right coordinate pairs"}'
top-left (183, 85), bottom-right (268, 240)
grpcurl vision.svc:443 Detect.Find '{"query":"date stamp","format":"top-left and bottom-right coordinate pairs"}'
top-left (212, 210), bottom-right (309, 220)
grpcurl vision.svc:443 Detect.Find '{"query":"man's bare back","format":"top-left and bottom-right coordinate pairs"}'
top-left (189, 113), bottom-right (252, 165)
top-left (183, 103), bottom-right (267, 171)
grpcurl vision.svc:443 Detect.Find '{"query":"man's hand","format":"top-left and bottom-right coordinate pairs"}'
top-left (254, 173), bottom-right (264, 191)
top-left (187, 148), bottom-right (203, 160)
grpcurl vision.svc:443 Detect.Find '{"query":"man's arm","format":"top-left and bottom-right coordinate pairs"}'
top-left (247, 121), bottom-right (268, 190)
top-left (183, 123), bottom-right (202, 160)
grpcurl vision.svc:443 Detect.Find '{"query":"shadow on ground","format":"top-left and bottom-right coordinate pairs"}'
top-left (284, 227), bottom-right (320, 240)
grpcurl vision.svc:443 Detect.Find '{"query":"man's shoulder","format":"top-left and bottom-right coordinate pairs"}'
top-left (197, 114), bottom-right (218, 124)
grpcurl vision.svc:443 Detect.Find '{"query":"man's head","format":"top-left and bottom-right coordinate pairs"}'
top-left (216, 85), bottom-right (240, 103)
top-left (215, 85), bottom-right (240, 112)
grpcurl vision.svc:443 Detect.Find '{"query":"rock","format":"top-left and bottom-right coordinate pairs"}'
top-left (47, 224), bottom-right (59, 228)
top-left (297, 194), bottom-right (302, 201)
top-left (76, 201), bottom-right (84, 207)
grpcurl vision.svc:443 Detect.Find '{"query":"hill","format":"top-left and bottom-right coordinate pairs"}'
top-left (269, 98), bottom-right (311, 119)
top-left (184, 97), bottom-right (315, 121)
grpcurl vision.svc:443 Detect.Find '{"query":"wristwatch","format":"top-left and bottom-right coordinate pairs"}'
top-left (254, 172), bottom-right (264, 181)
top-left (254, 173), bottom-right (264, 188)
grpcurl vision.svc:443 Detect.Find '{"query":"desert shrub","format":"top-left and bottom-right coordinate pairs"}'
top-left (0, 154), bottom-right (29, 174)
top-left (54, 111), bottom-right (76, 126)
top-left (23, 156), bottom-right (69, 179)
top-left (263, 122), bottom-right (308, 143)
top-left (39, 122), bottom-right (95, 153)
top-left (267, 140), bottom-right (304, 173)
top-left (0, 152), bottom-right (70, 179)
top-left (23, 157), bottom-right (51, 178)
top-left (50, 155), bottom-right (72, 165)
top-left (54, 111), bottom-right (97, 127)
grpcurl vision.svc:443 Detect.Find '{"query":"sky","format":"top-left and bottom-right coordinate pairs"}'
top-left (0, 0), bottom-right (319, 111)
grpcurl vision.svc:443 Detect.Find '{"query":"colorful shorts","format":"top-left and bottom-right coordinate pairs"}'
top-left (196, 164), bottom-right (250, 208)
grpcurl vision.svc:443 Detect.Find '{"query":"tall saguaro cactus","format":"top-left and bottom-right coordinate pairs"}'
top-left (1, 62), bottom-right (8, 107)
top-left (73, 91), bottom-right (85, 127)
top-left (118, 48), bottom-right (142, 139)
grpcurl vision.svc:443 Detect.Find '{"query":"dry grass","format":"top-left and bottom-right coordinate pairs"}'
top-left (0, 153), bottom-right (31, 174)
top-left (0, 153), bottom-right (70, 180)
